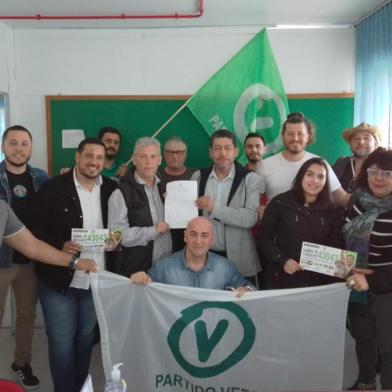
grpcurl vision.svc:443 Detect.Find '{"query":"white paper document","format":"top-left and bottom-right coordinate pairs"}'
top-left (164, 180), bottom-right (198, 228)
top-left (80, 374), bottom-right (94, 392)
top-left (62, 129), bottom-right (85, 148)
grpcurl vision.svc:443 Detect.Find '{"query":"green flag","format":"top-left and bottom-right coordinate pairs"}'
top-left (187, 28), bottom-right (288, 164)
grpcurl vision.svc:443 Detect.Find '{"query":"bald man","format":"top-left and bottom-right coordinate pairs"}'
top-left (130, 217), bottom-right (254, 297)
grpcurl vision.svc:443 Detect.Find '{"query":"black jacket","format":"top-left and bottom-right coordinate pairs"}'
top-left (332, 156), bottom-right (357, 193)
top-left (346, 193), bottom-right (392, 293)
top-left (30, 170), bottom-right (116, 293)
top-left (258, 190), bottom-right (344, 289)
top-left (111, 168), bottom-right (165, 277)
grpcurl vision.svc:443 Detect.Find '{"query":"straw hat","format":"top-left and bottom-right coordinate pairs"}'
top-left (342, 122), bottom-right (381, 143)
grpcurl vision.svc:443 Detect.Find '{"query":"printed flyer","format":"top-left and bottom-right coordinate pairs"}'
top-left (71, 228), bottom-right (122, 251)
top-left (300, 242), bottom-right (357, 279)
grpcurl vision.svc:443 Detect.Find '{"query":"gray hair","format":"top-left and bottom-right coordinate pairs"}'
top-left (132, 137), bottom-right (161, 156)
top-left (164, 136), bottom-right (187, 150)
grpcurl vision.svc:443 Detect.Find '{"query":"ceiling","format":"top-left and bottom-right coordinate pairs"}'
top-left (0, 0), bottom-right (389, 29)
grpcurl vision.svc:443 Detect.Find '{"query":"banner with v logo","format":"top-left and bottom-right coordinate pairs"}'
top-left (91, 272), bottom-right (349, 392)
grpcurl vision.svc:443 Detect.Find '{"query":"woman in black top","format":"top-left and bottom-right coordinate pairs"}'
top-left (258, 157), bottom-right (343, 289)
top-left (344, 147), bottom-right (392, 390)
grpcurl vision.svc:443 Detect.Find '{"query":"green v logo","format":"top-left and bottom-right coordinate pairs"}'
top-left (195, 319), bottom-right (229, 362)
top-left (167, 302), bottom-right (255, 378)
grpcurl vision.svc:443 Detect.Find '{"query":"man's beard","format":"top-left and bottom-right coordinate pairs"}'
top-left (247, 157), bottom-right (261, 164)
top-left (105, 150), bottom-right (117, 160)
top-left (83, 173), bottom-right (100, 180)
top-left (353, 150), bottom-right (371, 159)
top-left (79, 168), bottom-right (100, 180)
top-left (5, 156), bottom-right (30, 168)
top-left (286, 146), bottom-right (304, 155)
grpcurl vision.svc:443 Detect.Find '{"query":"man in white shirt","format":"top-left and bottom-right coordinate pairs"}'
top-left (30, 138), bottom-right (116, 392)
top-left (260, 112), bottom-right (348, 206)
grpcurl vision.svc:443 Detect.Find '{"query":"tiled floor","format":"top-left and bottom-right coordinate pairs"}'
top-left (0, 327), bottom-right (105, 391)
top-left (0, 326), bottom-right (375, 392)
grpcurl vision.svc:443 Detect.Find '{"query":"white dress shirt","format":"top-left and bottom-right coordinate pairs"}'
top-left (70, 170), bottom-right (104, 289)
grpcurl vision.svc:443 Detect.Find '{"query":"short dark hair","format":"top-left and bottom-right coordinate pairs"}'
top-left (356, 147), bottom-right (392, 191)
top-left (77, 137), bottom-right (105, 153)
top-left (210, 129), bottom-right (236, 148)
top-left (98, 126), bottom-right (122, 140)
top-left (2, 125), bottom-right (32, 143)
top-left (292, 157), bottom-right (331, 205)
top-left (244, 133), bottom-right (265, 145)
top-left (282, 112), bottom-right (316, 145)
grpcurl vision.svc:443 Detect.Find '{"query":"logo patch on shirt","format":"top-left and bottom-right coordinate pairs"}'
top-left (13, 184), bottom-right (27, 198)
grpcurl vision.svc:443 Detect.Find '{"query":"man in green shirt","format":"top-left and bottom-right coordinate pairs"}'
top-left (98, 126), bottom-right (123, 180)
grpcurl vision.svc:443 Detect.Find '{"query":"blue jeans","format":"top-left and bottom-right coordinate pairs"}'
top-left (38, 281), bottom-right (97, 392)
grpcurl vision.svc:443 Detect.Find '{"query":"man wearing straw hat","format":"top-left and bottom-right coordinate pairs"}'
top-left (333, 122), bottom-right (381, 193)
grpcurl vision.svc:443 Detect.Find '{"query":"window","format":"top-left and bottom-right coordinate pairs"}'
top-left (354, 2), bottom-right (392, 147)
top-left (0, 94), bottom-right (7, 160)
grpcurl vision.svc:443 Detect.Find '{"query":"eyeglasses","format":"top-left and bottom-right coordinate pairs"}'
top-left (164, 150), bottom-right (186, 155)
top-left (367, 168), bottom-right (392, 179)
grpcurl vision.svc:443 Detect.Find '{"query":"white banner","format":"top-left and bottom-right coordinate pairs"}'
top-left (91, 272), bottom-right (350, 392)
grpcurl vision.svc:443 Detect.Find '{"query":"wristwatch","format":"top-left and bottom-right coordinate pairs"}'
top-left (68, 254), bottom-right (80, 270)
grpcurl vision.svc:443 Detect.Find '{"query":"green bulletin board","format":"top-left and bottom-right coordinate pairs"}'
top-left (46, 94), bottom-right (353, 176)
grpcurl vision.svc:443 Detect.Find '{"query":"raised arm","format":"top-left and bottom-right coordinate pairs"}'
top-left (5, 227), bottom-right (97, 272)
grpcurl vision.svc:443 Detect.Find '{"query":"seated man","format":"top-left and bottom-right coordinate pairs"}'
top-left (130, 216), bottom-right (254, 297)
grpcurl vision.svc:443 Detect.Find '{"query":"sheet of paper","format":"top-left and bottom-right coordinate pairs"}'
top-left (300, 241), bottom-right (357, 279)
top-left (165, 180), bottom-right (198, 229)
top-left (80, 374), bottom-right (94, 392)
top-left (62, 129), bottom-right (85, 148)
top-left (71, 228), bottom-right (122, 252)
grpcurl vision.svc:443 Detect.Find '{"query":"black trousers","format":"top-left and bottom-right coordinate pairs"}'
top-left (348, 293), bottom-right (392, 389)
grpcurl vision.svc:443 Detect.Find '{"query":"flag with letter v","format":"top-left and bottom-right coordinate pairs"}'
top-left (187, 28), bottom-right (288, 163)
top-left (91, 272), bottom-right (349, 391)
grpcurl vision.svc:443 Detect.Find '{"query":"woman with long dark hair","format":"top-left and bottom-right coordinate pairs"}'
top-left (344, 147), bottom-right (392, 390)
top-left (258, 157), bottom-right (343, 289)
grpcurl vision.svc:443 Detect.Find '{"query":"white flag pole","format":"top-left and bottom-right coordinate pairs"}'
top-left (151, 98), bottom-right (191, 139)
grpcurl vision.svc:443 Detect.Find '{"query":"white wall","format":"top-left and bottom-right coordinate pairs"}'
top-left (0, 23), bottom-right (13, 327)
top-left (0, 23), bottom-right (12, 93)
top-left (1, 25), bottom-right (354, 327)
top-left (8, 26), bottom-right (355, 170)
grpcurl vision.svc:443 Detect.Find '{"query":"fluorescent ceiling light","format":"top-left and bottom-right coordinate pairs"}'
top-left (274, 24), bottom-right (351, 29)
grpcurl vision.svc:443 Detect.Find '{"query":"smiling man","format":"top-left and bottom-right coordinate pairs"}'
top-left (333, 122), bottom-right (380, 193)
top-left (108, 137), bottom-right (172, 277)
top-left (0, 125), bottom-right (49, 389)
top-left (98, 126), bottom-right (122, 180)
top-left (30, 137), bottom-right (116, 392)
top-left (260, 112), bottom-right (347, 206)
top-left (130, 217), bottom-right (253, 296)
top-left (244, 132), bottom-right (266, 173)
top-left (191, 130), bottom-right (261, 285)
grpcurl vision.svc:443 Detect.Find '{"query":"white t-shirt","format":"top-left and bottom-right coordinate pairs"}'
top-left (260, 151), bottom-right (341, 200)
